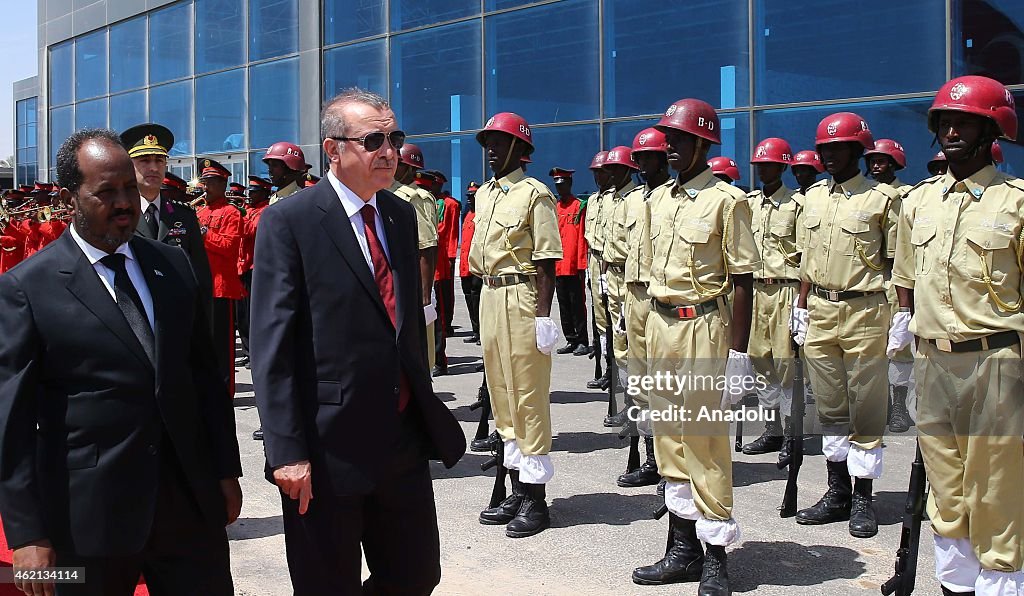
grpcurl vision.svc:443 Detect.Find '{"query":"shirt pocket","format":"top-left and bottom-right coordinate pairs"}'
top-left (802, 215), bottom-right (821, 249)
top-left (839, 218), bottom-right (874, 257)
top-left (910, 224), bottom-right (937, 276)
top-left (675, 220), bottom-right (714, 269)
top-left (964, 226), bottom-right (1015, 283)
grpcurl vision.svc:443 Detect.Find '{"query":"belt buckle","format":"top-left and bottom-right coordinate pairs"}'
top-left (825, 289), bottom-right (840, 301)
top-left (486, 277), bottom-right (498, 288)
top-left (935, 338), bottom-right (953, 352)
top-left (675, 305), bottom-right (696, 319)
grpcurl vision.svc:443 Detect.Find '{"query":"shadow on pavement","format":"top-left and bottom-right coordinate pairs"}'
top-left (436, 391), bottom-right (456, 403)
top-left (552, 430), bottom-right (626, 454)
top-left (550, 492), bottom-right (664, 528)
top-left (430, 453), bottom-right (495, 480)
top-left (728, 541), bottom-right (866, 592)
top-left (233, 397), bottom-right (257, 407)
top-left (228, 515), bottom-right (283, 541)
top-left (732, 460), bottom-right (788, 488)
top-left (550, 390), bottom-right (608, 405)
top-left (873, 491), bottom-right (910, 527)
top-left (236, 382), bottom-right (254, 393)
top-left (450, 404), bottom-right (489, 424)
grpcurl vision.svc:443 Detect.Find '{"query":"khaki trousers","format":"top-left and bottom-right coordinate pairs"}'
top-left (606, 266), bottom-right (628, 367)
top-left (803, 292), bottom-right (889, 450)
top-left (749, 283), bottom-right (798, 404)
top-left (625, 282), bottom-right (651, 409)
top-left (588, 255), bottom-right (607, 334)
top-left (647, 308), bottom-right (733, 521)
top-left (480, 280), bottom-right (553, 455)
top-left (426, 322), bottom-right (435, 370)
top-left (916, 339), bottom-right (1024, 572)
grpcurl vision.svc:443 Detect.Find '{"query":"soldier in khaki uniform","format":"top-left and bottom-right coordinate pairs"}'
top-left (790, 112), bottom-right (901, 539)
top-left (584, 151), bottom-right (613, 389)
top-left (632, 99), bottom-right (758, 595)
top-left (791, 150), bottom-right (824, 195)
top-left (891, 75), bottom-right (1024, 596)
top-left (263, 142), bottom-right (306, 205)
top-left (864, 139), bottom-right (916, 434)
top-left (389, 144), bottom-right (440, 368)
top-left (469, 112), bottom-right (562, 539)
top-left (741, 137), bottom-right (802, 458)
top-left (617, 127), bottom-right (670, 489)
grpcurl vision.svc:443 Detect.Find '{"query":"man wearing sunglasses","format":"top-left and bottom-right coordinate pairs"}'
top-left (250, 88), bottom-right (465, 595)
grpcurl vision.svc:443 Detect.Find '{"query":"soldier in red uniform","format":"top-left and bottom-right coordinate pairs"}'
top-left (195, 158), bottom-right (244, 397)
top-left (425, 170), bottom-right (459, 376)
top-left (439, 176), bottom-right (461, 336)
top-left (549, 167), bottom-right (589, 355)
top-left (460, 182), bottom-right (481, 344)
top-left (236, 176), bottom-right (272, 369)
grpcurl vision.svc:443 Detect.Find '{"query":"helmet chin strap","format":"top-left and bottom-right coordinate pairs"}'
top-left (685, 138), bottom-right (706, 173)
top-left (497, 137), bottom-right (517, 175)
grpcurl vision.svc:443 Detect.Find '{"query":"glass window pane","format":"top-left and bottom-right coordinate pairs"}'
top-left (408, 133), bottom-right (483, 202)
top-left (485, 0), bottom-right (598, 125)
top-left (323, 40), bottom-right (387, 100)
top-left (150, 2), bottom-right (193, 84)
top-left (485, 0), bottom-right (531, 10)
top-left (196, 69), bottom-right (245, 153)
top-left (49, 106), bottom-right (73, 165)
top-left (391, 22), bottom-right (481, 135)
top-left (249, 0), bottom-right (298, 61)
top-left (75, 97), bottom-right (108, 130)
top-left (603, 118), bottom-right (660, 151)
top-left (756, 0), bottom-right (945, 105)
top-left (324, 0), bottom-right (385, 45)
top-left (249, 151), bottom-right (271, 179)
top-left (49, 41), bottom-right (74, 106)
top-left (755, 99), bottom-right (933, 187)
top-left (524, 125), bottom-right (601, 196)
top-left (110, 91), bottom-right (148, 134)
top-left (706, 112), bottom-right (751, 192)
top-left (249, 58), bottom-right (299, 148)
top-left (391, 0), bottom-right (478, 31)
top-left (75, 31), bottom-right (108, 100)
top-left (26, 98), bottom-right (38, 124)
top-left (196, 0), bottom-right (245, 73)
top-left (953, 0), bottom-right (1024, 85)
top-left (110, 16), bottom-right (147, 93)
top-left (150, 81), bottom-right (193, 156)
top-left (606, 0), bottom-right (747, 115)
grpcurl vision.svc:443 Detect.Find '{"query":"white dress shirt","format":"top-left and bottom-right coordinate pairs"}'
top-left (327, 171), bottom-right (391, 273)
top-left (140, 194), bottom-right (161, 213)
top-left (69, 223), bottom-right (156, 330)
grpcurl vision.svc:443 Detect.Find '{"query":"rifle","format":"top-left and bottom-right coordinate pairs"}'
top-left (469, 373), bottom-right (491, 445)
top-left (618, 419), bottom-right (641, 472)
top-left (603, 289), bottom-right (618, 421)
top-left (480, 446), bottom-right (508, 509)
top-left (734, 393), bottom-right (756, 452)
top-left (880, 442), bottom-right (927, 596)
top-left (778, 344), bottom-right (805, 517)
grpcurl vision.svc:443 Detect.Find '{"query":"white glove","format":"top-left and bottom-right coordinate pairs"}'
top-left (887, 311), bottom-right (913, 358)
top-left (535, 317), bottom-right (560, 355)
top-left (615, 313), bottom-right (627, 335)
top-left (722, 350), bottom-right (754, 409)
top-left (599, 273), bottom-right (609, 297)
top-left (423, 303), bottom-right (438, 326)
top-left (791, 299), bottom-right (809, 346)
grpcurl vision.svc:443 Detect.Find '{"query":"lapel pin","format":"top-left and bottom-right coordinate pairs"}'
top-left (154, 270), bottom-right (164, 277)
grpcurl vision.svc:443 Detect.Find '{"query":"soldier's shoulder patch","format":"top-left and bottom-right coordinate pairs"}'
top-left (904, 175), bottom-right (942, 196)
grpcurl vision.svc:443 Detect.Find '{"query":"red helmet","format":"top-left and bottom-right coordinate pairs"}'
top-left (708, 156), bottom-right (741, 181)
top-left (476, 112), bottom-right (535, 155)
top-left (520, 155), bottom-right (532, 164)
top-left (992, 140), bottom-right (1004, 164)
top-left (655, 98), bottom-right (721, 145)
top-left (792, 150), bottom-right (825, 173)
top-left (589, 151), bottom-right (609, 170)
top-left (864, 138), bottom-right (907, 170)
top-left (928, 75), bottom-right (1017, 141)
top-left (604, 145), bottom-right (639, 170)
top-left (631, 128), bottom-right (668, 155)
top-left (927, 151), bottom-right (948, 166)
top-left (751, 137), bottom-right (793, 165)
top-left (815, 112), bottom-right (874, 149)
top-left (262, 142), bottom-right (306, 171)
top-left (399, 143), bottom-right (425, 169)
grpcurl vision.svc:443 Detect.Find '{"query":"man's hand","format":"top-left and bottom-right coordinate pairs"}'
top-left (13, 539), bottom-right (55, 596)
top-left (887, 311), bottom-right (913, 358)
top-left (721, 350), bottom-right (754, 409)
top-left (220, 478), bottom-right (243, 525)
top-left (273, 460), bottom-right (313, 515)
top-left (790, 299), bottom-right (809, 346)
top-left (599, 274), bottom-right (609, 297)
top-left (423, 303), bottom-right (438, 326)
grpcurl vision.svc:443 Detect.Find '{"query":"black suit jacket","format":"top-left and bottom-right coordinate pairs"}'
top-left (250, 178), bottom-right (465, 495)
top-left (136, 198), bottom-right (214, 317)
top-left (0, 232), bottom-right (242, 556)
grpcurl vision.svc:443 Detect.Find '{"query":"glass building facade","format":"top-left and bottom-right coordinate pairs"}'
top-left (27, 0), bottom-right (1024, 192)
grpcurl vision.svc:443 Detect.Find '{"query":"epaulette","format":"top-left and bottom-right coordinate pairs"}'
top-left (808, 179), bottom-right (829, 190)
top-left (1003, 176), bottom-right (1024, 193)
top-left (902, 175), bottom-right (943, 197)
top-left (872, 181), bottom-right (902, 202)
top-left (172, 200), bottom-right (195, 211)
top-left (522, 176), bottom-right (555, 200)
top-left (713, 179), bottom-right (748, 203)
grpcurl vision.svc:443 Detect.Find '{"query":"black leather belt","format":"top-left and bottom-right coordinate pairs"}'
top-left (606, 263), bottom-right (625, 272)
top-left (924, 330), bottom-right (1019, 354)
top-left (811, 285), bottom-right (881, 302)
top-left (652, 298), bottom-right (719, 320)
top-left (756, 278), bottom-right (799, 285)
top-left (482, 273), bottom-right (528, 288)
top-left (590, 249), bottom-right (603, 257)
top-left (628, 281), bottom-right (649, 288)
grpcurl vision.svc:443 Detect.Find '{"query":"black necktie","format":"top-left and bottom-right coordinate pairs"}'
top-left (144, 203), bottom-right (159, 238)
top-left (100, 253), bottom-right (155, 364)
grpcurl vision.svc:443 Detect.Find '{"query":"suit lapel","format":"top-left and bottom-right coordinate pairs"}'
top-left (314, 183), bottom-right (391, 324)
top-left (377, 193), bottom-right (407, 334)
top-left (130, 238), bottom-right (168, 374)
top-left (156, 201), bottom-right (172, 241)
top-left (60, 235), bottom-right (154, 372)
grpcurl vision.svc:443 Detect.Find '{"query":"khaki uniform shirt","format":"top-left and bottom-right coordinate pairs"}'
top-left (268, 180), bottom-right (300, 205)
top-left (749, 184), bottom-right (802, 280)
top-left (389, 180), bottom-right (439, 249)
top-left (644, 168), bottom-right (760, 305)
top-left (601, 181), bottom-right (637, 265)
top-left (582, 190), bottom-right (604, 252)
top-left (892, 166), bottom-right (1024, 341)
top-left (798, 173), bottom-right (900, 292)
top-left (624, 181), bottom-right (667, 284)
top-left (468, 168), bottom-right (562, 277)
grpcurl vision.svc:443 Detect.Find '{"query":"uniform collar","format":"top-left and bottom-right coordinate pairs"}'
top-left (70, 222), bottom-right (135, 265)
top-left (829, 172), bottom-right (870, 197)
top-left (612, 180), bottom-right (637, 200)
top-left (493, 167), bottom-right (526, 194)
top-left (940, 165), bottom-right (997, 201)
top-left (760, 184), bottom-right (793, 207)
top-left (670, 167), bottom-right (717, 200)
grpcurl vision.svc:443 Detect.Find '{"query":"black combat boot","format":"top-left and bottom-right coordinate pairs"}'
top-left (572, 343), bottom-right (591, 356)
top-left (604, 406), bottom-right (629, 427)
top-left (618, 437), bottom-right (661, 487)
top-left (849, 478), bottom-right (878, 538)
top-left (796, 460), bottom-right (852, 525)
top-left (556, 343), bottom-right (577, 354)
top-left (632, 513), bottom-right (704, 585)
top-left (657, 478), bottom-right (666, 497)
top-left (479, 469), bottom-right (524, 525)
top-left (470, 430), bottom-right (499, 453)
top-left (888, 386), bottom-right (912, 433)
top-left (505, 482), bottom-right (550, 538)
top-left (777, 417), bottom-right (792, 465)
top-left (741, 409), bottom-right (784, 455)
top-left (587, 370), bottom-right (609, 389)
top-left (698, 544), bottom-right (730, 595)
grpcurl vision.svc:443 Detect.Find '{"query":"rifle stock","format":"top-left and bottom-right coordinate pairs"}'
top-left (779, 346), bottom-right (805, 518)
top-left (481, 452), bottom-right (508, 509)
top-left (603, 291), bottom-right (618, 418)
top-left (880, 443), bottom-right (926, 596)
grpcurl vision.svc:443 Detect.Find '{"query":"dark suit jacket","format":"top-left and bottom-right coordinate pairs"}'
top-left (250, 178), bottom-right (465, 495)
top-left (137, 198), bottom-right (214, 319)
top-left (0, 232), bottom-right (242, 557)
